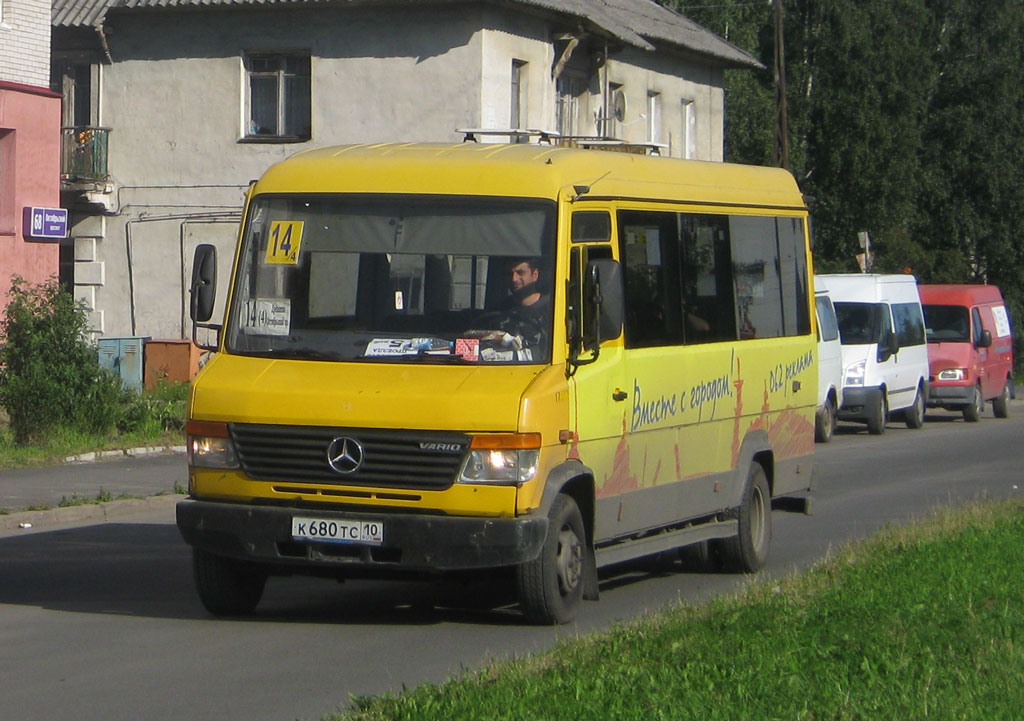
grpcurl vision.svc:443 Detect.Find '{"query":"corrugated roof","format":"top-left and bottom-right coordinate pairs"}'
top-left (51, 0), bottom-right (760, 68)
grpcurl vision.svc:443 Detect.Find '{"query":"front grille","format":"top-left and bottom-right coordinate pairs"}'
top-left (229, 423), bottom-right (470, 491)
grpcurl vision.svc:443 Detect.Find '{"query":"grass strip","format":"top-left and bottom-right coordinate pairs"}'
top-left (337, 498), bottom-right (1024, 721)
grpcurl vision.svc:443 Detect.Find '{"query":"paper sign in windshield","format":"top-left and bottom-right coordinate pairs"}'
top-left (454, 338), bottom-right (480, 361)
top-left (241, 298), bottom-right (291, 336)
top-left (264, 221), bottom-right (304, 265)
top-left (365, 338), bottom-right (453, 357)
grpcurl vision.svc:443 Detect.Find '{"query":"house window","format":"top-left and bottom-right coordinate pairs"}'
top-left (647, 91), bottom-right (662, 145)
top-left (555, 74), bottom-right (581, 137)
top-left (0, 129), bottom-right (14, 234)
top-left (681, 99), bottom-right (696, 159)
top-left (606, 82), bottom-right (623, 139)
top-left (511, 60), bottom-right (528, 142)
top-left (244, 53), bottom-right (311, 142)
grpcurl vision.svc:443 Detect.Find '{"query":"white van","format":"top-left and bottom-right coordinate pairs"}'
top-left (815, 274), bottom-right (929, 434)
top-left (814, 289), bottom-right (843, 442)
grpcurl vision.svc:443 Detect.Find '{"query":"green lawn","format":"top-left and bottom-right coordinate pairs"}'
top-left (337, 498), bottom-right (1024, 721)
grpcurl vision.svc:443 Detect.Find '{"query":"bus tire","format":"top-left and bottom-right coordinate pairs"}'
top-left (867, 393), bottom-right (887, 435)
top-left (993, 380), bottom-right (1011, 419)
top-left (904, 386), bottom-right (925, 429)
top-left (517, 493), bottom-right (585, 625)
top-left (678, 540), bottom-right (716, 572)
top-left (193, 548), bottom-right (267, 616)
top-left (719, 463), bottom-right (772, 574)
top-left (963, 385), bottom-right (983, 422)
top-left (815, 395), bottom-right (837, 443)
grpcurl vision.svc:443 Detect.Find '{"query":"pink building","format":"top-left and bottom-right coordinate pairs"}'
top-left (0, 81), bottom-right (61, 306)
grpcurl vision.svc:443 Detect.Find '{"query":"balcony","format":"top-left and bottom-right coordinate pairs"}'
top-left (61, 126), bottom-right (110, 186)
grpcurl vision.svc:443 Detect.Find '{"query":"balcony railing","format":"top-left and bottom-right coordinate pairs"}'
top-left (61, 126), bottom-right (110, 184)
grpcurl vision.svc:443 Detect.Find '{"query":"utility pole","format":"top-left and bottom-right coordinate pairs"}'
top-left (773, 0), bottom-right (789, 170)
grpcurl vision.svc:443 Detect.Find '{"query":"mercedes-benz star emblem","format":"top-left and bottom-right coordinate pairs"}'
top-left (326, 436), bottom-right (364, 474)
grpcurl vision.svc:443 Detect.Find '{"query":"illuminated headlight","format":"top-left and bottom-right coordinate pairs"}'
top-left (458, 434), bottom-right (541, 485)
top-left (187, 420), bottom-right (239, 469)
top-left (844, 359), bottom-right (866, 387)
top-left (938, 368), bottom-right (967, 381)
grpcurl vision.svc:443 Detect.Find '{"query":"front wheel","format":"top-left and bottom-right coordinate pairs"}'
top-left (963, 385), bottom-right (983, 422)
top-left (993, 380), bottom-right (1011, 419)
top-left (904, 386), bottom-right (925, 429)
top-left (717, 463), bottom-right (772, 573)
top-left (517, 494), bottom-right (586, 624)
top-left (193, 549), bottom-right (267, 616)
top-left (867, 392), bottom-right (888, 435)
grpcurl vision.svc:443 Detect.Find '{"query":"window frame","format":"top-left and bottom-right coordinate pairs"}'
top-left (241, 51), bottom-right (312, 144)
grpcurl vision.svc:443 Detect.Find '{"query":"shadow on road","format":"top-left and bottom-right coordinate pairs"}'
top-left (0, 522), bottom-right (716, 626)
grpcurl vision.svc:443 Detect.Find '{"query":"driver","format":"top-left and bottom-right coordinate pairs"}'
top-left (506, 257), bottom-right (550, 317)
top-left (490, 257), bottom-right (551, 352)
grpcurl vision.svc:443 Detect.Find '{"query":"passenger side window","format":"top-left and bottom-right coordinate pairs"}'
top-left (617, 209), bottom-right (809, 348)
top-left (892, 302), bottom-right (925, 347)
top-left (778, 218), bottom-right (811, 335)
top-left (619, 211), bottom-right (683, 347)
top-left (730, 216), bottom-right (784, 339)
top-left (679, 214), bottom-right (736, 344)
top-left (816, 296), bottom-right (840, 342)
top-left (972, 307), bottom-right (984, 345)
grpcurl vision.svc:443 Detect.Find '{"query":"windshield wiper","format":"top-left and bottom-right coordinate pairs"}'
top-left (237, 348), bottom-right (347, 361)
top-left (357, 352), bottom-right (473, 364)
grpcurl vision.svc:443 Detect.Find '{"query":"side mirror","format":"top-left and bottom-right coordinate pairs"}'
top-left (190, 244), bottom-right (218, 323)
top-left (976, 329), bottom-right (992, 348)
top-left (878, 331), bottom-right (899, 363)
top-left (582, 258), bottom-right (623, 351)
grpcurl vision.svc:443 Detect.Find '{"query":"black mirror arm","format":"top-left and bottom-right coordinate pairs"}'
top-left (191, 321), bottom-right (222, 353)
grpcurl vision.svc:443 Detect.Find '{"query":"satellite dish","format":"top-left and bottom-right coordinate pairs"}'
top-left (611, 91), bottom-right (626, 123)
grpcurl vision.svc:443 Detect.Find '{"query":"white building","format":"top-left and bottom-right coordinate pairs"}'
top-left (51, 0), bottom-right (761, 343)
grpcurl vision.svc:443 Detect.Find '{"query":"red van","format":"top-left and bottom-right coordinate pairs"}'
top-left (920, 284), bottom-right (1014, 421)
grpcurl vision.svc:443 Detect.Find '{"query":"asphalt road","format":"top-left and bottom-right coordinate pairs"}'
top-left (1, 403), bottom-right (1021, 721)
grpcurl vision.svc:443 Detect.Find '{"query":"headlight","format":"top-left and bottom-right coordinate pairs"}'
top-left (844, 359), bottom-right (866, 387)
top-left (458, 433), bottom-right (541, 485)
top-left (187, 420), bottom-right (240, 469)
top-left (938, 368), bottom-right (966, 381)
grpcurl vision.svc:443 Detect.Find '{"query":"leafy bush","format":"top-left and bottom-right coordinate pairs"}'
top-left (0, 276), bottom-right (127, 444)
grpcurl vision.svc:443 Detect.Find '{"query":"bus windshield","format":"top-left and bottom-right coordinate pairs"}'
top-left (226, 195), bottom-right (557, 364)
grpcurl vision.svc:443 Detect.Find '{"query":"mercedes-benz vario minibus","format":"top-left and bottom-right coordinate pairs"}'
top-left (178, 143), bottom-right (817, 624)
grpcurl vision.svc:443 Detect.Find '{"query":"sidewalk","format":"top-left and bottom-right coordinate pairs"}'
top-left (0, 447), bottom-right (187, 533)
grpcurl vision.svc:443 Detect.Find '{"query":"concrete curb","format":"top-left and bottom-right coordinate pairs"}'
top-left (0, 493), bottom-right (185, 536)
top-left (63, 445), bottom-right (187, 464)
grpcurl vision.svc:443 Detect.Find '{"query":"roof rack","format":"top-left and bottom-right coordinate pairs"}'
top-left (457, 128), bottom-right (668, 155)
top-left (457, 128), bottom-right (560, 144)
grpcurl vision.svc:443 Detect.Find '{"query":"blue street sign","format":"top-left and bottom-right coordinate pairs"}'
top-left (23, 206), bottom-right (69, 240)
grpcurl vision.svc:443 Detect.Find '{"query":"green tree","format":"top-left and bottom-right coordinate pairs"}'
top-left (0, 276), bottom-right (125, 444)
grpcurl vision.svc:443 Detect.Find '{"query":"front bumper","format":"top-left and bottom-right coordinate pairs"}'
top-left (176, 498), bottom-right (547, 574)
top-left (927, 384), bottom-right (973, 408)
top-left (838, 386), bottom-right (883, 421)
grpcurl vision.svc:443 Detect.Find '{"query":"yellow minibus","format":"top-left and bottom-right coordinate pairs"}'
top-left (179, 143), bottom-right (816, 624)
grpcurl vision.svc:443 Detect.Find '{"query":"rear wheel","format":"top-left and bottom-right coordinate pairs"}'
top-left (866, 392), bottom-right (888, 435)
top-left (192, 549), bottom-right (267, 616)
top-left (718, 463), bottom-right (772, 573)
top-left (993, 380), bottom-right (1011, 419)
top-left (904, 386), bottom-right (925, 429)
top-left (815, 395), bottom-right (837, 443)
top-left (517, 494), bottom-right (585, 625)
top-left (963, 385), bottom-right (983, 422)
